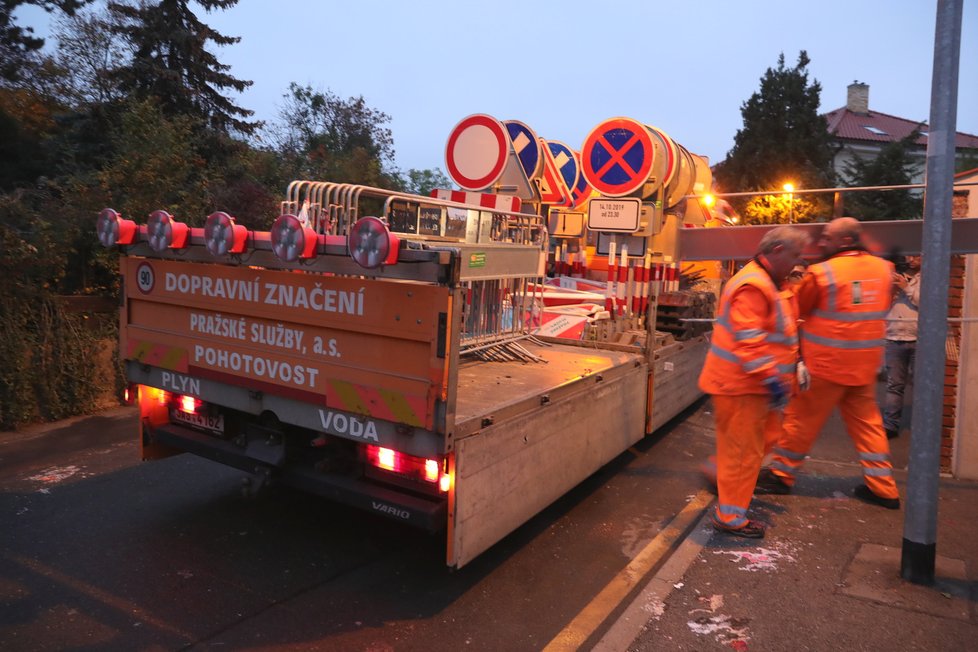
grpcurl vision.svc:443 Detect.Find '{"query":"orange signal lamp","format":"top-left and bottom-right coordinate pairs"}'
top-left (271, 214), bottom-right (318, 262)
top-left (96, 208), bottom-right (137, 247)
top-left (204, 211), bottom-right (248, 256)
top-left (146, 210), bottom-right (190, 252)
top-left (701, 194), bottom-right (716, 208)
top-left (783, 183), bottom-right (795, 193)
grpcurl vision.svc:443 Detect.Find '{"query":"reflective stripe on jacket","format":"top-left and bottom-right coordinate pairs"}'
top-left (699, 260), bottom-right (799, 396)
top-left (800, 251), bottom-right (893, 385)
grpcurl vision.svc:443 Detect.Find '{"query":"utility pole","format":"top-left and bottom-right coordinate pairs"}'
top-left (901, 0), bottom-right (962, 585)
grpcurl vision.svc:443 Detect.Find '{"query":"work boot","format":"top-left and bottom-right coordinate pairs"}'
top-left (754, 468), bottom-right (792, 495)
top-left (853, 484), bottom-right (900, 510)
top-left (711, 516), bottom-right (766, 539)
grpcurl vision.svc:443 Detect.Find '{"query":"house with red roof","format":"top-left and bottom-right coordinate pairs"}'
top-left (823, 82), bottom-right (978, 185)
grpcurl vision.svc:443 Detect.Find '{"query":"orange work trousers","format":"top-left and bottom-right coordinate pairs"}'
top-left (712, 394), bottom-right (771, 529)
top-left (768, 375), bottom-right (899, 499)
top-left (702, 410), bottom-right (782, 483)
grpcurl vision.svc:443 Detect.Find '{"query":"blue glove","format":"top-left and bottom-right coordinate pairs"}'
top-left (763, 376), bottom-right (790, 410)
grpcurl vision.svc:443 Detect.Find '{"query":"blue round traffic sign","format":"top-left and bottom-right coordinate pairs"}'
top-left (505, 120), bottom-right (542, 181)
top-left (581, 117), bottom-right (658, 197)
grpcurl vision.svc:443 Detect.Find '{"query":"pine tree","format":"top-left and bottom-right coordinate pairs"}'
top-left (0, 1), bottom-right (88, 83)
top-left (714, 51), bottom-right (837, 220)
top-left (109, 0), bottom-right (257, 135)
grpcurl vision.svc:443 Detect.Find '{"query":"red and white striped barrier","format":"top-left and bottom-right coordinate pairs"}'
top-left (606, 240), bottom-right (617, 315)
top-left (431, 189), bottom-right (522, 213)
top-left (616, 245), bottom-right (628, 316)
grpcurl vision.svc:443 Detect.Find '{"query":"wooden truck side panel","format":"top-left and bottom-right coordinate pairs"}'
top-left (448, 344), bottom-right (647, 568)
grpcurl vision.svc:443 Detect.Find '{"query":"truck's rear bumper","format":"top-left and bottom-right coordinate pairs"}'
top-left (146, 422), bottom-right (447, 532)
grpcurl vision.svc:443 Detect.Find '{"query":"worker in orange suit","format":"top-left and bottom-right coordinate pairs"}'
top-left (699, 226), bottom-right (809, 538)
top-left (757, 217), bottom-right (901, 509)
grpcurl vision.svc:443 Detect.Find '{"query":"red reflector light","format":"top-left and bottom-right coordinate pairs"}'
top-left (147, 210), bottom-right (189, 252)
top-left (271, 214), bottom-right (318, 262)
top-left (96, 208), bottom-right (137, 247)
top-left (204, 211), bottom-right (248, 256)
top-left (348, 216), bottom-right (399, 269)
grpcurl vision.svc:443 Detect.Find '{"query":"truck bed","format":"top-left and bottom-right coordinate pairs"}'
top-left (453, 340), bottom-right (644, 439)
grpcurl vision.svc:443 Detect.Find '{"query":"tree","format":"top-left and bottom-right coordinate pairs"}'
top-left (0, 0), bottom-right (89, 83)
top-left (108, 0), bottom-right (258, 135)
top-left (401, 168), bottom-right (452, 196)
top-left (272, 83), bottom-right (399, 188)
top-left (842, 130), bottom-right (923, 220)
top-left (53, 6), bottom-right (129, 106)
top-left (714, 51), bottom-right (837, 221)
top-left (98, 98), bottom-right (211, 223)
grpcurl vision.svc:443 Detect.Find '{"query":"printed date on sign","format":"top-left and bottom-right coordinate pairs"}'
top-left (586, 198), bottom-right (641, 233)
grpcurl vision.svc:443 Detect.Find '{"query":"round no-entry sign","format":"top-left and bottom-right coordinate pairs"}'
top-left (445, 114), bottom-right (509, 191)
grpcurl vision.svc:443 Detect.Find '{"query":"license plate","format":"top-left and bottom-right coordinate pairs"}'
top-left (171, 409), bottom-right (224, 434)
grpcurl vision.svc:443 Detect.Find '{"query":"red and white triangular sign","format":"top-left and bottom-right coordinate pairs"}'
top-left (537, 137), bottom-right (570, 206)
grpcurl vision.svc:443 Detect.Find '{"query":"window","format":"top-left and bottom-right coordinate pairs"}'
top-left (862, 125), bottom-right (889, 136)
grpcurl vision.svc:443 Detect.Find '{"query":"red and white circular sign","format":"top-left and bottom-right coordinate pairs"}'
top-left (445, 114), bottom-right (509, 191)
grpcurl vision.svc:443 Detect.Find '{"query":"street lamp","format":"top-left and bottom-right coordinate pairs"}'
top-left (783, 183), bottom-right (795, 223)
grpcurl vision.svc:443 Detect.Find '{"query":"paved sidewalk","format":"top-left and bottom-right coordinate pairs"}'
top-left (625, 400), bottom-right (978, 651)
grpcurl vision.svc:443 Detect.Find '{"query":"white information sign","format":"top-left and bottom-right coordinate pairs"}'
top-left (587, 198), bottom-right (641, 233)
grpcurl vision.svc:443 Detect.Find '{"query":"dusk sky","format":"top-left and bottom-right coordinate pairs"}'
top-left (16, 0), bottom-right (978, 179)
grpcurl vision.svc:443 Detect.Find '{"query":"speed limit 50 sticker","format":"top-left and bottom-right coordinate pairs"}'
top-left (136, 262), bottom-right (155, 294)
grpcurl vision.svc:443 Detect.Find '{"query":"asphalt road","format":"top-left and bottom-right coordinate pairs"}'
top-left (0, 401), bottom-right (718, 651)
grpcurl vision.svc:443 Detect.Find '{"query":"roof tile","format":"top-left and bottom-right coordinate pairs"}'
top-left (823, 107), bottom-right (978, 148)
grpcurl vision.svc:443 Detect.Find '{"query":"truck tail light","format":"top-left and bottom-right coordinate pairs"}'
top-left (123, 383), bottom-right (138, 405)
top-left (178, 394), bottom-right (200, 414)
top-left (147, 210), bottom-right (189, 252)
top-left (139, 386), bottom-right (169, 405)
top-left (424, 458), bottom-right (439, 483)
top-left (204, 211), bottom-right (248, 256)
top-left (271, 214), bottom-right (318, 262)
top-left (96, 208), bottom-right (137, 247)
top-left (365, 445), bottom-right (449, 492)
top-left (348, 217), bottom-right (400, 269)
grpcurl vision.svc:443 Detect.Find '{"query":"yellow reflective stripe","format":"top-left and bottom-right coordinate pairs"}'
top-left (378, 387), bottom-right (422, 427)
top-left (330, 380), bottom-right (368, 414)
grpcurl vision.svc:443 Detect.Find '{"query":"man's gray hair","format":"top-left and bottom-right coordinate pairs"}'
top-left (758, 226), bottom-right (809, 254)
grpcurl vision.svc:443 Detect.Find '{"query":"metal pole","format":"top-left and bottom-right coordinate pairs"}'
top-left (901, 0), bottom-right (962, 585)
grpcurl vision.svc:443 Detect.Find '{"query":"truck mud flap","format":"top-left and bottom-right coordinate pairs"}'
top-left (148, 423), bottom-right (446, 532)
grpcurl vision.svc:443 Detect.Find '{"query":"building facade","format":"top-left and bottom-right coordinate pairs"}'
top-left (824, 82), bottom-right (978, 186)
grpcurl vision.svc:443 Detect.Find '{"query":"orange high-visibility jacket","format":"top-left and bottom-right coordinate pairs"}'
top-left (797, 250), bottom-right (893, 386)
top-left (699, 260), bottom-right (799, 395)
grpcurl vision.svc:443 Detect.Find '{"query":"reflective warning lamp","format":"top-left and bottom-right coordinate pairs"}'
top-left (271, 213), bottom-right (318, 262)
top-left (96, 208), bottom-right (137, 247)
top-left (347, 216), bottom-right (400, 269)
top-left (146, 210), bottom-right (189, 252)
top-left (204, 211), bottom-right (248, 256)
